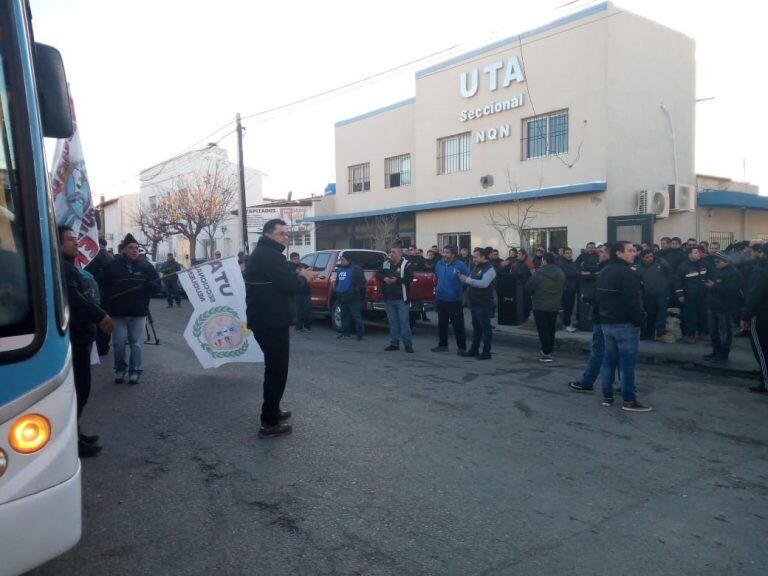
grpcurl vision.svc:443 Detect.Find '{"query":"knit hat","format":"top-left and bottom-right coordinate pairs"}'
top-left (122, 233), bottom-right (139, 247)
top-left (713, 251), bottom-right (730, 262)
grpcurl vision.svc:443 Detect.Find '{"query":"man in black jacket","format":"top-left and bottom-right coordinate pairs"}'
top-left (637, 250), bottom-right (672, 340)
top-left (704, 252), bottom-right (741, 363)
top-left (674, 247), bottom-right (710, 343)
top-left (376, 245), bottom-right (415, 353)
top-left (557, 247), bottom-right (579, 332)
top-left (59, 226), bottom-right (114, 457)
top-left (288, 252), bottom-right (312, 331)
top-left (595, 241), bottom-right (651, 412)
top-left (246, 219), bottom-right (316, 437)
top-left (102, 233), bottom-right (159, 385)
top-left (741, 244), bottom-right (768, 393)
top-left (85, 237), bottom-right (113, 355)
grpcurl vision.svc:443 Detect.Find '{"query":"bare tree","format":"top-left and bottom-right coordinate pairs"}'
top-left (366, 213), bottom-right (399, 251)
top-left (156, 161), bottom-right (238, 262)
top-left (486, 171), bottom-right (545, 252)
top-left (134, 201), bottom-right (169, 260)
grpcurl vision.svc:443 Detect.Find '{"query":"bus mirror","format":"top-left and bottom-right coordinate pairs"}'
top-left (34, 43), bottom-right (73, 139)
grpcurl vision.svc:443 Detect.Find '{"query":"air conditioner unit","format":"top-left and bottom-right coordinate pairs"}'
top-left (668, 183), bottom-right (695, 212)
top-left (480, 175), bottom-right (494, 188)
top-left (651, 189), bottom-right (670, 218)
top-left (636, 190), bottom-right (649, 215)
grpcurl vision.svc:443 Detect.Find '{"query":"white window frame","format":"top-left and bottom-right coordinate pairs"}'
top-left (522, 109), bottom-right (569, 160)
top-left (437, 132), bottom-right (471, 175)
top-left (348, 163), bottom-right (370, 193)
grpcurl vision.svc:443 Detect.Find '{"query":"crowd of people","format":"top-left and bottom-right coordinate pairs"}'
top-left (61, 219), bottom-right (768, 445)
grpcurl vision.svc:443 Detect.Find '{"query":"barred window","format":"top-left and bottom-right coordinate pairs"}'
top-left (522, 110), bottom-right (568, 160)
top-left (437, 132), bottom-right (471, 175)
top-left (529, 227), bottom-right (568, 252)
top-left (385, 154), bottom-right (411, 188)
top-left (709, 231), bottom-right (734, 248)
top-left (348, 163), bottom-right (370, 193)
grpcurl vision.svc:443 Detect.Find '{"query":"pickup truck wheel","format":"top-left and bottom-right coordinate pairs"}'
top-left (330, 300), bottom-right (343, 332)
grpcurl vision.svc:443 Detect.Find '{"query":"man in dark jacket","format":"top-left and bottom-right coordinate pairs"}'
top-left (432, 245), bottom-right (469, 354)
top-left (158, 253), bottom-right (184, 308)
top-left (335, 253), bottom-right (365, 340)
top-left (288, 252), bottom-right (312, 331)
top-left (85, 237), bottom-right (114, 355)
top-left (659, 236), bottom-right (687, 272)
top-left (741, 244), bottom-right (768, 393)
top-left (557, 247), bottom-right (579, 333)
top-left (576, 242), bottom-right (600, 330)
top-left (526, 253), bottom-right (565, 363)
top-left (246, 219), bottom-right (316, 437)
top-left (102, 233), bottom-right (159, 385)
top-left (595, 241), bottom-right (651, 412)
top-left (376, 245), bottom-right (415, 353)
top-left (637, 250), bottom-right (672, 340)
top-left (59, 226), bottom-right (114, 457)
top-left (459, 247), bottom-right (497, 360)
top-left (674, 247), bottom-right (710, 343)
top-left (704, 252), bottom-right (741, 363)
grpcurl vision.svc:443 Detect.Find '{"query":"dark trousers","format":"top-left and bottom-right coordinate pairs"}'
top-left (534, 310), bottom-right (558, 355)
top-left (165, 280), bottom-right (181, 305)
top-left (561, 290), bottom-right (577, 327)
top-left (96, 328), bottom-right (111, 356)
top-left (340, 298), bottom-right (364, 337)
top-left (71, 341), bottom-right (92, 420)
top-left (295, 294), bottom-right (312, 329)
top-left (253, 327), bottom-right (290, 426)
top-left (437, 300), bottom-right (466, 349)
top-left (709, 309), bottom-right (732, 358)
top-left (469, 302), bottom-right (493, 355)
top-left (748, 316), bottom-right (768, 388)
top-left (681, 294), bottom-right (708, 337)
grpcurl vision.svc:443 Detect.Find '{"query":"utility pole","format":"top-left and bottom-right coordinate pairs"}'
top-left (236, 113), bottom-right (249, 253)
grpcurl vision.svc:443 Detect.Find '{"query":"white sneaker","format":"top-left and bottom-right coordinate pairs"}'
top-left (565, 326), bottom-right (577, 333)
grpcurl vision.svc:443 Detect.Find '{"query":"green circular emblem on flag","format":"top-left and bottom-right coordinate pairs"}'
top-left (192, 305), bottom-right (251, 359)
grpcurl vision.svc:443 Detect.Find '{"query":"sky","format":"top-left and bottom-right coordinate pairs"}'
top-left (31, 0), bottom-right (766, 202)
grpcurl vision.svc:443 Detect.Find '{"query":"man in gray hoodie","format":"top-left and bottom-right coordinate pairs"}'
top-left (526, 252), bottom-right (565, 363)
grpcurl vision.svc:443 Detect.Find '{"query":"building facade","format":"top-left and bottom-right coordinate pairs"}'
top-left (312, 2), bottom-right (761, 252)
top-left (98, 193), bottom-right (139, 253)
top-left (138, 144), bottom-right (263, 264)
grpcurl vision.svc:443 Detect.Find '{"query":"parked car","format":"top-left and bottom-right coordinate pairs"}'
top-left (299, 249), bottom-right (437, 331)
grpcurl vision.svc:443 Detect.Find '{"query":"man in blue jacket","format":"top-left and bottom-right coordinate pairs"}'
top-left (431, 245), bottom-right (469, 354)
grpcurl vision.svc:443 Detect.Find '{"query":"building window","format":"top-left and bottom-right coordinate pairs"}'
top-left (529, 227), bottom-right (567, 251)
top-left (437, 132), bottom-right (471, 175)
top-left (522, 110), bottom-right (568, 160)
top-left (348, 163), bottom-right (370, 193)
top-left (437, 232), bottom-right (472, 252)
top-left (709, 231), bottom-right (734, 247)
top-left (385, 154), bottom-right (411, 188)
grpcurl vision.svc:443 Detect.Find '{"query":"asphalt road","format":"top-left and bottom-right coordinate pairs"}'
top-left (32, 301), bottom-right (768, 576)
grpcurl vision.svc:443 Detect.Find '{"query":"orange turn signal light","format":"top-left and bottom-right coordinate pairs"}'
top-left (9, 414), bottom-right (51, 454)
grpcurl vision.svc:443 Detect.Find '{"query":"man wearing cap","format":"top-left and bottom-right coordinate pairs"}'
top-left (704, 252), bottom-right (741, 363)
top-left (102, 233), bottom-right (160, 385)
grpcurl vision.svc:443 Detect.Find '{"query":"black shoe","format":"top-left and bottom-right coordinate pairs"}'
top-left (356, 335), bottom-right (363, 341)
top-left (404, 346), bottom-right (414, 354)
top-left (115, 373), bottom-right (125, 384)
top-left (569, 382), bottom-right (594, 392)
top-left (748, 385), bottom-right (768, 394)
top-left (456, 349), bottom-right (467, 356)
top-left (304, 326), bottom-right (312, 332)
top-left (601, 397), bottom-right (614, 407)
top-left (384, 345), bottom-right (399, 351)
top-left (337, 334), bottom-right (352, 339)
top-left (461, 349), bottom-right (479, 357)
top-left (278, 409), bottom-right (292, 421)
top-left (259, 422), bottom-right (293, 438)
top-left (128, 374), bottom-right (140, 385)
top-left (79, 433), bottom-right (100, 445)
top-left (703, 353), bottom-right (718, 361)
top-left (622, 401), bottom-right (653, 412)
top-left (78, 441), bottom-right (102, 458)
top-left (431, 346), bottom-right (448, 353)
top-left (477, 353), bottom-right (492, 360)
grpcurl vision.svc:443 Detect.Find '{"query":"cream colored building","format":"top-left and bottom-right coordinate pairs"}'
top-left (99, 193), bottom-right (139, 253)
top-left (312, 2), bottom-right (765, 252)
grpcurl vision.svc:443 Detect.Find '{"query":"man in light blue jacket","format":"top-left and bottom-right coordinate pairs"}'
top-left (432, 245), bottom-right (470, 354)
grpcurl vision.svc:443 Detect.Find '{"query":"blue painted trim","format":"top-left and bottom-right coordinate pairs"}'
top-left (416, 2), bottom-right (610, 78)
top-left (698, 190), bottom-right (768, 211)
top-left (335, 98), bottom-right (416, 128)
top-left (306, 181), bottom-right (607, 223)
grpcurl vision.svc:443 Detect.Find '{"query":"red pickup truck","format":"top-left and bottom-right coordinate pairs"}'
top-left (298, 249), bottom-right (436, 331)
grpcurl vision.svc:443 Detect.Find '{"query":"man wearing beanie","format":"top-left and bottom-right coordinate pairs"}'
top-left (704, 252), bottom-right (741, 363)
top-left (102, 233), bottom-right (159, 384)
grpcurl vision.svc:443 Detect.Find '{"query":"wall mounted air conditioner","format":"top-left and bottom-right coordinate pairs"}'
top-left (636, 190), bottom-right (648, 215)
top-left (668, 183), bottom-right (695, 212)
top-left (651, 189), bottom-right (670, 218)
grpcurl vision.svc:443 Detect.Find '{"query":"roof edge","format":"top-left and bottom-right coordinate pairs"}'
top-left (335, 97), bottom-right (416, 128)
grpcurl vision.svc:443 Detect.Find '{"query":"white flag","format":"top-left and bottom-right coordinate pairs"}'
top-left (178, 257), bottom-right (263, 368)
top-left (50, 95), bottom-right (99, 268)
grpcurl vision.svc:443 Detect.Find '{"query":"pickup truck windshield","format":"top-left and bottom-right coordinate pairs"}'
top-left (0, 22), bottom-right (34, 351)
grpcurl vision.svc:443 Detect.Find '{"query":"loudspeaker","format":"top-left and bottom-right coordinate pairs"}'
top-left (497, 273), bottom-right (526, 325)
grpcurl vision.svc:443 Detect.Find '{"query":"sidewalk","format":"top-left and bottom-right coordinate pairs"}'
top-left (416, 308), bottom-right (761, 380)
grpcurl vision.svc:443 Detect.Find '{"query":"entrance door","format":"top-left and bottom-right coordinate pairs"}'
top-left (607, 215), bottom-right (653, 245)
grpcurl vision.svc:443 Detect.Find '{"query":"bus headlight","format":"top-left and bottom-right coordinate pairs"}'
top-left (0, 449), bottom-right (7, 477)
top-left (9, 414), bottom-right (51, 454)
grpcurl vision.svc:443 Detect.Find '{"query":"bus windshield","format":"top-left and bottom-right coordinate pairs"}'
top-left (0, 23), bottom-right (34, 351)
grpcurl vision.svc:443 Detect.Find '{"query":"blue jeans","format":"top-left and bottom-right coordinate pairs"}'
top-left (384, 300), bottom-right (412, 347)
top-left (579, 323), bottom-right (604, 389)
top-left (340, 298), bottom-right (364, 338)
top-left (113, 316), bottom-right (147, 376)
top-left (165, 280), bottom-right (181, 305)
top-left (470, 302), bottom-right (493, 355)
top-left (295, 294), bottom-right (312, 329)
top-left (601, 323), bottom-right (639, 402)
